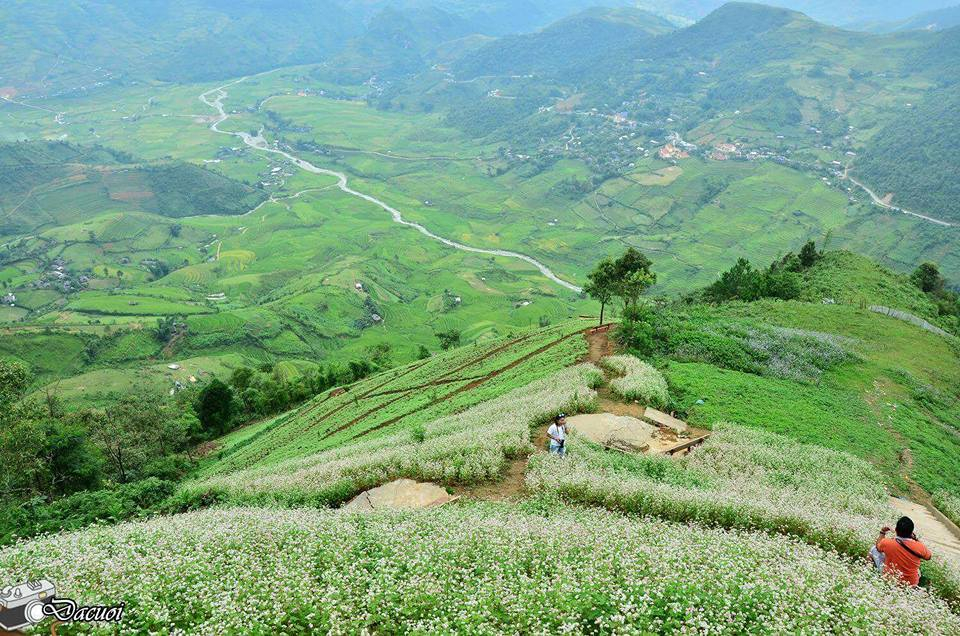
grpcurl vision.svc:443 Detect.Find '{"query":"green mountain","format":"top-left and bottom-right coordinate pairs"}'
top-left (0, 0), bottom-right (359, 91)
top-left (0, 0), bottom-right (642, 94)
top-left (451, 7), bottom-right (676, 78)
top-left (856, 81), bottom-right (960, 223)
top-left (634, 0), bottom-right (960, 26)
top-left (859, 5), bottom-right (960, 32)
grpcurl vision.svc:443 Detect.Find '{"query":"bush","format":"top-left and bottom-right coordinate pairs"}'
top-left (934, 491), bottom-right (960, 528)
top-left (601, 355), bottom-right (669, 408)
top-left (0, 478), bottom-right (177, 546)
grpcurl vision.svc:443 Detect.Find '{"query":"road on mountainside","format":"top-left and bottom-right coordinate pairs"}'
top-left (844, 167), bottom-right (955, 228)
top-left (199, 80), bottom-right (582, 293)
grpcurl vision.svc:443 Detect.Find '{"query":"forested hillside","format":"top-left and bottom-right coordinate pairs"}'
top-left (0, 0), bottom-right (637, 94)
top-left (633, 0), bottom-right (959, 25)
top-left (857, 85), bottom-right (960, 222)
top-left (452, 8), bottom-right (675, 78)
top-left (0, 142), bottom-right (266, 234)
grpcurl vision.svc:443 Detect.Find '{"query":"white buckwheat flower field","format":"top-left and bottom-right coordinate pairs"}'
top-left (2, 505), bottom-right (958, 634)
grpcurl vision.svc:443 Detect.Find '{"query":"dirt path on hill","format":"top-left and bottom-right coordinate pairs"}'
top-left (890, 497), bottom-right (960, 566)
top-left (583, 325), bottom-right (648, 416)
top-left (583, 325), bottom-right (615, 363)
top-left (454, 458), bottom-right (529, 501)
top-left (455, 328), bottom-right (611, 501)
top-left (864, 378), bottom-right (929, 503)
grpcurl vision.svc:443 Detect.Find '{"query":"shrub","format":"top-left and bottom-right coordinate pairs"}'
top-left (0, 478), bottom-right (176, 546)
top-left (934, 491), bottom-right (960, 528)
top-left (601, 355), bottom-right (669, 407)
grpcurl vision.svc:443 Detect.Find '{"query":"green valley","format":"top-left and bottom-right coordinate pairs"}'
top-left (1, 2), bottom-right (959, 633)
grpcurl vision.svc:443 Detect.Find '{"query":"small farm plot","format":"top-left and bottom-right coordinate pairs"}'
top-left (68, 293), bottom-right (212, 316)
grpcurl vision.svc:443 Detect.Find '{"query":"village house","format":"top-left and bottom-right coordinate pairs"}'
top-left (658, 143), bottom-right (689, 161)
top-left (2, 293), bottom-right (15, 305)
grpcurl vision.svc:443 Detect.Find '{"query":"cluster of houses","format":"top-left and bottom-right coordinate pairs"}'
top-left (31, 258), bottom-right (89, 293)
top-left (2, 292), bottom-right (14, 306)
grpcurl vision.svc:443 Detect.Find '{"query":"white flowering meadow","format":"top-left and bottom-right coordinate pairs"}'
top-left (529, 424), bottom-right (924, 559)
top-left (935, 491), bottom-right (960, 528)
top-left (600, 355), bottom-right (669, 407)
top-left (3, 504), bottom-right (958, 635)
top-left (181, 364), bottom-right (603, 506)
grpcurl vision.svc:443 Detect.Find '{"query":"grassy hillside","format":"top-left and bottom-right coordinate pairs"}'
top-left (3, 295), bottom-right (960, 631)
top-left (0, 141), bottom-right (266, 234)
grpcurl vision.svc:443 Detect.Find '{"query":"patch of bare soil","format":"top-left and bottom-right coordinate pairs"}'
top-left (583, 325), bottom-right (615, 364)
top-left (454, 458), bottom-right (529, 502)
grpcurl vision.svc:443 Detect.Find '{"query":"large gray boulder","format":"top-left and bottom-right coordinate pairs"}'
top-left (566, 413), bottom-right (657, 453)
top-left (343, 479), bottom-right (455, 512)
top-left (642, 407), bottom-right (689, 435)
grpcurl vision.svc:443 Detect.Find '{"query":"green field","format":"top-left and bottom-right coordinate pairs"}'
top-left (2, 61), bottom-right (956, 403)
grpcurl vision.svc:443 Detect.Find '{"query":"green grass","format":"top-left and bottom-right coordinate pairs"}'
top-left (198, 319), bottom-right (591, 477)
top-left (68, 293), bottom-right (212, 316)
top-left (1, 68), bottom-right (957, 408)
top-left (665, 361), bottom-right (904, 484)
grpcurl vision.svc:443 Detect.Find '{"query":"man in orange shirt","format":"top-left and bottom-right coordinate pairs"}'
top-left (869, 516), bottom-right (932, 587)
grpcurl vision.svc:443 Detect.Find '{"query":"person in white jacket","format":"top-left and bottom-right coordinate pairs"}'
top-left (547, 413), bottom-right (568, 457)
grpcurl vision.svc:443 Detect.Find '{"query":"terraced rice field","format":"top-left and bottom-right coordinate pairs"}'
top-left (200, 318), bottom-right (594, 476)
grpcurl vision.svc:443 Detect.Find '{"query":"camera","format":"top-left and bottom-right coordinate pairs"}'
top-left (0, 580), bottom-right (55, 631)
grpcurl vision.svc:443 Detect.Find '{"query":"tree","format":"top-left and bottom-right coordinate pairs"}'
top-left (195, 380), bottom-right (235, 437)
top-left (798, 240), bottom-right (821, 269)
top-left (611, 248), bottom-right (656, 308)
top-left (91, 395), bottom-right (191, 483)
top-left (619, 269), bottom-right (657, 308)
top-left (417, 345), bottom-right (431, 360)
top-left (760, 269), bottom-right (802, 300)
top-left (911, 262), bottom-right (945, 294)
top-left (706, 258), bottom-right (763, 302)
top-left (155, 316), bottom-right (182, 344)
top-left (614, 305), bottom-right (657, 356)
top-left (0, 362), bottom-right (104, 499)
top-left (230, 367), bottom-right (255, 391)
top-left (0, 358), bottom-right (29, 406)
top-left (584, 257), bottom-right (617, 326)
top-left (365, 342), bottom-right (393, 368)
top-left (436, 329), bottom-right (462, 350)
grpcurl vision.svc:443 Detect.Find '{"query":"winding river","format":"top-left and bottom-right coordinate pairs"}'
top-left (199, 80), bottom-right (582, 293)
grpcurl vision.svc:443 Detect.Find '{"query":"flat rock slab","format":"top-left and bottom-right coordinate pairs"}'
top-left (642, 408), bottom-right (689, 435)
top-left (343, 479), bottom-right (455, 512)
top-left (567, 413), bottom-right (657, 453)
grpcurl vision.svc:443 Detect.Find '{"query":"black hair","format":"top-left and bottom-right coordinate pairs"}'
top-left (554, 413), bottom-right (566, 423)
top-left (895, 516), bottom-right (914, 538)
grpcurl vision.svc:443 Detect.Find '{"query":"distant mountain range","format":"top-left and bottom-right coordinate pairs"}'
top-left (857, 4), bottom-right (960, 33)
top-left (0, 0), bottom-right (635, 94)
top-left (406, 2), bottom-right (960, 222)
top-left (633, 0), bottom-right (960, 27)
